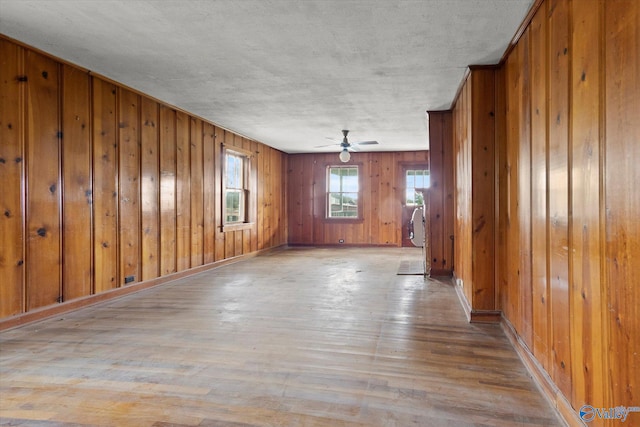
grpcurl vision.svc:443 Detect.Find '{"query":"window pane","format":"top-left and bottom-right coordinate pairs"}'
top-left (406, 189), bottom-right (414, 205)
top-left (235, 156), bottom-right (243, 189)
top-left (406, 171), bottom-right (415, 189)
top-left (329, 193), bottom-right (358, 217)
top-left (415, 170), bottom-right (424, 187)
top-left (342, 172), bottom-right (358, 192)
top-left (226, 153), bottom-right (246, 191)
top-left (414, 191), bottom-right (424, 206)
top-left (329, 168), bottom-right (341, 191)
top-left (226, 190), bottom-right (244, 223)
top-left (226, 155), bottom-right (236, 188)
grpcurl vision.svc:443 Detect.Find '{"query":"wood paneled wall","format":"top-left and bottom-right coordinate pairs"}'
top-left (452, 68), bottom-right (497, 317)
top-left (287, 151), bottom-right (428, 246)
top-left (446, 0), bottom-right (638, 424)
top-left (0, 36), bottom-right (287, 320)
top-left (426, 112), bottom-right (454, 275)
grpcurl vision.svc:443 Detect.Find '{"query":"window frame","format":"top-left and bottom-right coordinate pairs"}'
top-left (221, 144), bottom-right (255, 232)
top-left (324, 163), bottom-right (364, 222)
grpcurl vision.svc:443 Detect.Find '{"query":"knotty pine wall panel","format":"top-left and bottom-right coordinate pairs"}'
top-left (442, 116), bottom-right (455, 274)
top-left (224, 230), bottom-right (235, 259)
top-left (279, 149), bottom-right (288, 245)
top-left (245, 140), bottom-right (258, 240)
top-left (426, 111), bottom-right (454, 275)
top-left (287, 151), bottom-right (428, 246)
top-left (1, 36), bottom-right (287, 323)
top-left (470, 70), bottom-right (496, 312)
top-left (481, 0), bottom-right (637, 423)
top-left (503, 44), bottom-right (522, 333)
top-left (569, 0), bottom-right (605, 410)
top-left (453, 79), bottom-right (472, 305)
top-left (257, 139), bottom-right (267, 250)
top-left (235, 229), bottom-right (243, 258)
top-left (451, 67), bottom-right (497, 315)
top-left (270, 146), bottom-right (286, 250)
top-left (190, 118), bottom-right (204, 267)
top-left (202, 123), bottom-right (216, 264)
top-left (92, 78), bottom-right (119, 294)
top-left (286, 155), bottom-right (309, 244)
top-left (140, 97), bottom-right (160, 281)
top-left (516, 31), bottom-right (533, 348)
top-left (213, 126), bottom-right (225, 262)
top-left (529, 7), bottom-right (551, 374)
top-left (248, 140), bottom-right (257, 251)
top-left (175, 110), bottom-right (191, 272)
top-left (604, 0), bottom-right (639, 412)
top-left (376, 154), bottom-right (399, 245)
top-left (266, 143), bottom-right (277, 249)
top-left (370, 156), bottom-right (382, 245)
top-left (266, 147), bottom-right (279, 249)
top-left (159, 105), bottom-right (177, 276)
top-left (494, 65), bottom-right (508, 322)
top-left (547, 0), bottom-right (572, 398)
top-left (0, 39), bottom-right (25, 317)
top-left (118, 88), bottom-right (141, 286)
top-left (368, 156), bottom-right (381, 245)
top-left (311, 158), bottom-right (326, 244)
top-left (243, 228), bottom-right (251, 255)
top-left (25, 50), bottom-right (61, 310)
top-left (270, 147), bottom-right (282, 246)
top-left (61, 65), bottom-right (92, 301)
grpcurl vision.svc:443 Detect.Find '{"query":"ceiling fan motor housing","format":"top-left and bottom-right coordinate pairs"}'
top-left (342, 130), bottom-right (350, 148)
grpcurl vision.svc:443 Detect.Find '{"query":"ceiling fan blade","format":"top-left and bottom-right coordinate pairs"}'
top-left (349, 140), bottom-right (379, 151)
top-left (318, 130), bottom-right (378, 152)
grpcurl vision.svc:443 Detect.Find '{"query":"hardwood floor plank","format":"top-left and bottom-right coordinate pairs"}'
top-left (0, 248), bottom-right (560, 426)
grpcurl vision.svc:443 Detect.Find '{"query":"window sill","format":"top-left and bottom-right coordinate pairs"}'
top-left (221, 222), bottom-right (254, 232)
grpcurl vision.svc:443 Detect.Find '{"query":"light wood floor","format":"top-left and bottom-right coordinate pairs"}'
top-left (0, 247), bottom-right (561, 426)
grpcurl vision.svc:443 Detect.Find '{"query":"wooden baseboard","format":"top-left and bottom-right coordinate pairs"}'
top-left (452, 276), bottom-right (501, 323)
top-left (469, 309), bottom-right (502, 323)
top-left (286, 243), bottom-right (399, 248)
top-left (500, 317), bottom-right (584, 427)
top-left (428, 268), bottom-right (452, 277)
top-left (0, 245), bottom-right (287, 332)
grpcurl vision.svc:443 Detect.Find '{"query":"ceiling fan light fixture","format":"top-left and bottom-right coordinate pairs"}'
top-left (339, 148), bottom-right (351, 163)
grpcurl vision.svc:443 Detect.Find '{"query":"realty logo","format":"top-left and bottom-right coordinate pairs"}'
top-left (579, 405), bottom-right (640, 423)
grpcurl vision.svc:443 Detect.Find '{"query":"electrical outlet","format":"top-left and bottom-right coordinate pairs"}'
top-left (338, 239), bottom-right (345, 243)
top-left (124, 275), bottom-right (135, 284)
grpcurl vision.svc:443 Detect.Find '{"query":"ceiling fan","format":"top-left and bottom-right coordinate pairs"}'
top-left (316, 130), bottom-right (379, 162)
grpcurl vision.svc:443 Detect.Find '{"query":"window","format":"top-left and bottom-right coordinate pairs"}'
top-left (223, 148), bottom-right (252, 227)
top-left (405, 169), bottom-right (430, 206)
top-left (327, 166), bottom-right (359, 218)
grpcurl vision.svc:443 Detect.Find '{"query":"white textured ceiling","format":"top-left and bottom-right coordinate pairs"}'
top-left (0, 0), bottom-right (532, 153)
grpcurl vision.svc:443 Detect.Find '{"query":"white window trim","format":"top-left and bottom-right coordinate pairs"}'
top-left (221, 144), bottom-right (255, 232)
top-left (325, 164), bottom-right (363, 221)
